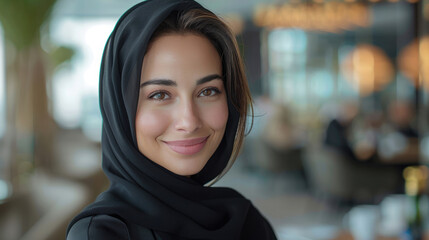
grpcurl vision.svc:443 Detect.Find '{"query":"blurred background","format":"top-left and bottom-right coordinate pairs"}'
top-left (0, 0), bottom-right (429, 239)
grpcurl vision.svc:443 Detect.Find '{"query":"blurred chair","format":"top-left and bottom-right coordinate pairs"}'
top-left (254, 104), bottom-right (306, 172)
top-left (253, 137), bottom-right (304, 174)
top-left (0, 173), bottom-right (90, 240)
top-left (244, 136), bottom-right (307, 192)
top-left (303, 144), bottom-right (402, 204)
top-left (244, 103), bottom-right (308, 191)
top-left (0, 129), bottom-right (108, 240)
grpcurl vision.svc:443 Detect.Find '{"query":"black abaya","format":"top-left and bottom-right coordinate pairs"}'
top-left (66, 0), bottom-right (277, 239)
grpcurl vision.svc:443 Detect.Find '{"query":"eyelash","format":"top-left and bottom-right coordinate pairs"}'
top-left (198, 87), bottom-right (221, 97)
top-left (147, 87), bottom-right (221, 101)
top-left (148, 91), bottom-right (171, 101)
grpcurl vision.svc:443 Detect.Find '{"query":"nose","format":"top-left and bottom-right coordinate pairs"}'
top-left (174, 99), bottom-right (202, 133)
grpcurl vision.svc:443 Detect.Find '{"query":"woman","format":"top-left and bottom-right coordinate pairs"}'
top-left (66, 0), bottom-right (277, 239)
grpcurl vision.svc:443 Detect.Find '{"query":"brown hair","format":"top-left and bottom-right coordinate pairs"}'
top-left (149, 9), bottom-right (253, 184)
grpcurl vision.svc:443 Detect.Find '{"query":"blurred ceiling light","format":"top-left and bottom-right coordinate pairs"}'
top-left (253, 2), bottom-right (370, 32)
top-left (222, 13), bottom-right (244, 35)
top-left (341, 45), bottom-right (394, 96)
top-left (398, 36), bottom-right (429, 92)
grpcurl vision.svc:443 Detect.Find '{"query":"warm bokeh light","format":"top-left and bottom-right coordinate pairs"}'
top-left (253, 2), bottom-right (370, 32)
top-left (398, 36), bottom-right (429, 92)
top-left (341, 45), bottom-right (394, 96)
top-left (403, 166), bottom-right (428, 195)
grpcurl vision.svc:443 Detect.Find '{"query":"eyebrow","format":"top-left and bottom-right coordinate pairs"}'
top-left (196, 74), bottom-right (223, 85)
top-left (140, 74), bottom-right (222, 88)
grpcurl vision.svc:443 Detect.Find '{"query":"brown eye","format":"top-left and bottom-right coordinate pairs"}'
top-left (149, 91), bottom-right (170, 100)
top-left (199, 88), bottom-right (220, 97)
top-left (202, 89), bottom-right (213, 96)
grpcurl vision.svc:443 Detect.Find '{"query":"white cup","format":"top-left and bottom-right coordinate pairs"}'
top-left (344, 205), bottom-right (380, 240)
top-left (379, 195), bottom-right (408, 236)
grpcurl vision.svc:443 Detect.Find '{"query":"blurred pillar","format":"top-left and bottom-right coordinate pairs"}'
top-left (0, 0), bottom-right (58, 194)
top-left (241, 22), bottom-right (263, 97)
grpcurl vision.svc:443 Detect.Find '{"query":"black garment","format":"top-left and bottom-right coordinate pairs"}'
top-left (68, 215), bottom-right (156, 240)
top-left (397, 126), bottom-right (419, 139)
top-left (324, 119), bottom-right (357, 161)
top-left (66, 0), bottom-right (276, 239)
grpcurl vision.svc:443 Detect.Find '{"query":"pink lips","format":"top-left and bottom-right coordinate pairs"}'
top-left (163, 136), bottom-right (209, 155)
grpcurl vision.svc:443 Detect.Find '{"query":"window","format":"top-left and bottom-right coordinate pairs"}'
top-left (267, 29), bottom-right (307, 106)
top-left (50, 17), bottom-right (116, 141)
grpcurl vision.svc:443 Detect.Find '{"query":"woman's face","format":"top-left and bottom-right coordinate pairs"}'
top-left (136, 33), bottom-right (228, 176)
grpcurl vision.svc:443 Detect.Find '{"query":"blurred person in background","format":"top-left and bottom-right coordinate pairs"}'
top-left (262, 103), bottom-right (304, 151)
top-left (242, 96), bottom-right (306, 179)
top-left (352, 108), bottom-right (385, 162)
top-left (323, 100), bottom-right (367, 161)
top-left (66, 0), bottom-right (277, 239)
top-left (388, 100), bottom-right (418, 139)
top-left (376, 100), bottom-right (420, 163)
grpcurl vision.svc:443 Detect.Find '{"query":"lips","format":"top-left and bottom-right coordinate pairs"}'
top-left (163, 136), bottom-right (209, 155)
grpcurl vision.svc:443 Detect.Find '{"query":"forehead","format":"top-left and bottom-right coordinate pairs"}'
top-left (141, 33), bottom-right (222, 81)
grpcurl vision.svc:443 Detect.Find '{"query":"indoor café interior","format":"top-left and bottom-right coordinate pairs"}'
top-left (0, 0), bottom-right (429, 239)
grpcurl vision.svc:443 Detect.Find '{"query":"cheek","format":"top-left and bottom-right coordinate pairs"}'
top-left (200, 100), bottom-right (229, 131)
top-left (135, 108), bottom-right (170, 141)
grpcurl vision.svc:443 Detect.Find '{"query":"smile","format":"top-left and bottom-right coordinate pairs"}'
top-left (163, 136), bottom-right (209, 155)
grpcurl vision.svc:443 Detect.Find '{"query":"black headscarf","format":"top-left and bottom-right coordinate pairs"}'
top-left (66, 0), bottom-right (277, 239)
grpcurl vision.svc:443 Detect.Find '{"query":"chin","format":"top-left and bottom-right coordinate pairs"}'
top-left (166, 156), bottom-right (209, 177)
top-left (172, 163), bottom-right (206, 177)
